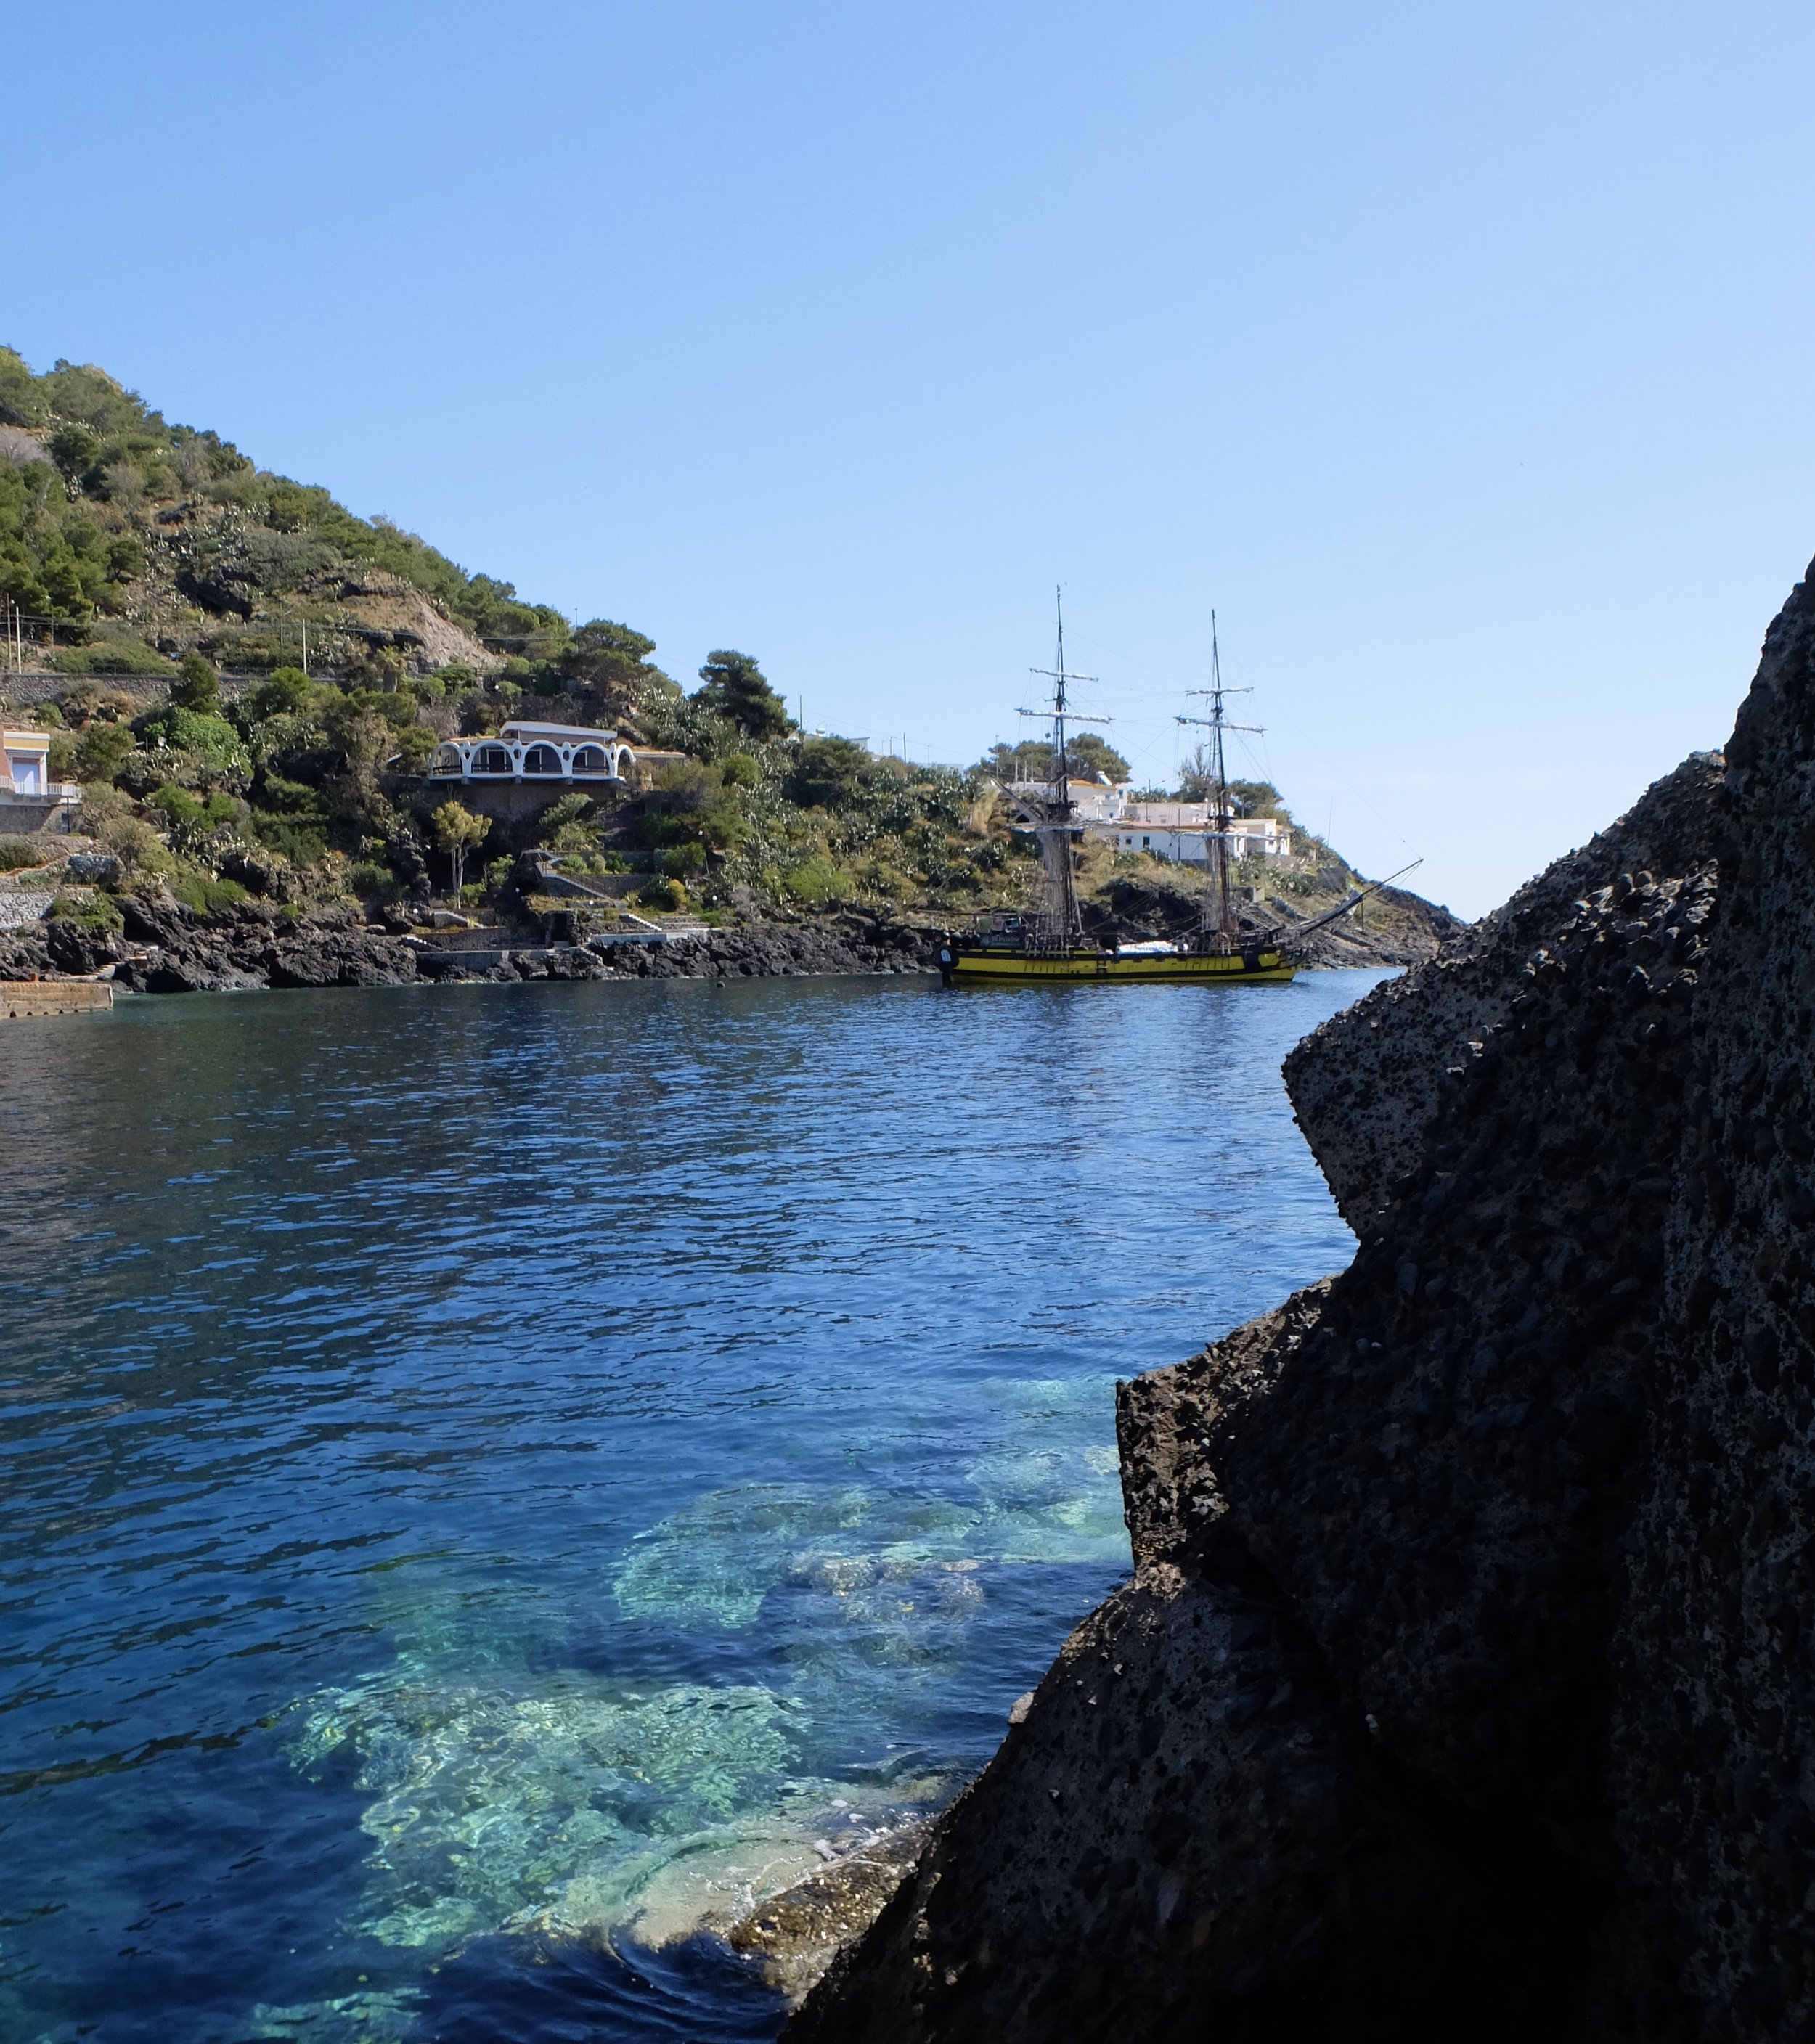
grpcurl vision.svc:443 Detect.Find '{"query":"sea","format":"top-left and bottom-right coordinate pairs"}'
top-left (0, 968), bottom-right (1384, 2044)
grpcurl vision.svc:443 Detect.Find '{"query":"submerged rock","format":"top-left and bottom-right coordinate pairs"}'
top-left (790, 561), bottom-right (1815, 2041)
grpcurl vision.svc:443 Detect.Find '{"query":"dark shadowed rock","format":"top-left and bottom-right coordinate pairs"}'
top-left (792, 558), bottom-right (1815, 2042)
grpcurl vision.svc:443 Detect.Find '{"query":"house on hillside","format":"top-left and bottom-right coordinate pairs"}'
top-left (1006, 774), bottom-right (1294, 864)
top-left (425, 721), bottom-right (639, 788)
top-left (0, 728), bottom-right (80, 830)
top-left (1099, 804), bottom-right (1292, 864)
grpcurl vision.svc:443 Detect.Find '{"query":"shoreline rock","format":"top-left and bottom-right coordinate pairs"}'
top-left (0, 899), bottom-right (1443, 999)
top-left (787, 560), bottom-right (1815, 2041)
top-left (0, 902), bottom-right (946, 994)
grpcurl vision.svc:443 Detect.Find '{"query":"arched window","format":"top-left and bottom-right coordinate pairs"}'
top-left (473, 744), bottom-right (511, 774)
top-left (430, 744), bottom-right (464, 776)
top-left (613, 748), bottom-right (635, 780)
top-left (523, 744), bottom-right (562, 774)
top-left (571, 745), bottom-right (608, 774)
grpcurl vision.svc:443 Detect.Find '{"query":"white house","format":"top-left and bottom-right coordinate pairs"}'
top-left (1007, 777), bottom-right (1127, 823)
top-left (425, 721), bottom-right (638, 787)
top-left (1003, 778), bottom-right (1292, 861)
top-left (0, 727), bottom-right (79, 821)
top-left (1096, 802), bottom-right (1292, 864)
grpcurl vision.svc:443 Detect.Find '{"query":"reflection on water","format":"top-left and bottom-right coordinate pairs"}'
top-left (0, 972), bottom-right (1379, 2042)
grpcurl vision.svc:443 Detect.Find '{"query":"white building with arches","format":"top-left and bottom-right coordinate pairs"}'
top-left (425, 721), bottom-right (637, 788)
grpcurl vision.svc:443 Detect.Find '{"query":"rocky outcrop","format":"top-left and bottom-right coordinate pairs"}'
top-left (0, 900), bottom-right (938, 993)
top-left (1096, 871), bottom-right (1463, 970)
top-left (790, 562), bottom-right (1815, 2043)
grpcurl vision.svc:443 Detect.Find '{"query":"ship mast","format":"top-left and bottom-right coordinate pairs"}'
top-left (1177, 612), bottom-right (1263, 944)
top-left (1021, 588), bottom-right (1110, 945)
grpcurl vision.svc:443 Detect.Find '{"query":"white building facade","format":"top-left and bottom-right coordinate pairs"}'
top-left (425, 721), bottom-right (637, 788)
top-left (1004, 778), bottom-right (1294, 863)
top-left (0, 727), bottom-right (80, 822)
top-left (1099, 804), bottom-right (1292, 864)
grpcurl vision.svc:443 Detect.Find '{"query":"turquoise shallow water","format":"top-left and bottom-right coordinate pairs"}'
top-left (0, 970), bottom-right (1382, 2043)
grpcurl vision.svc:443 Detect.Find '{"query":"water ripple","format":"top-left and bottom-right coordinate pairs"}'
top-left (0, 972), bottom-right (1379, 2041)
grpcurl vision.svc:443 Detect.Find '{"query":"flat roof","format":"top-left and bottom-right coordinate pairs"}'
top-left (496, 722), bottom-right (622, 744)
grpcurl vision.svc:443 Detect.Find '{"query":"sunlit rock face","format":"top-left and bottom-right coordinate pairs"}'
top-left (791, 560), bottom-right (1815, 2043)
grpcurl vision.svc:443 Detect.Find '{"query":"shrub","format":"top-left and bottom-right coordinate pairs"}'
top-left (77, 780), bottom-right (131, 825)
top-left (94, 813), bottom-right (167, 871)
top-left (650, 759), bottom-right (723, 812)
top-left (778, 859), bottom-right (849, 907)
top-left (0, 835), bottom-right (47, 872)
top-left (661, 843), bottom-right (706, 879)
top-left (389, 722), bottom-right (437, 773)
top-left (347, 859), bottom-right (395, 899)
top-left (721, 751), bottom-right (760, 789)
top-left (132, 707), bottom-right (250, 778)
top-left (73, 721), bottom-right (133, 783)
top-left (537, 792), bottom-right (592, 838)
top-left (253, 772), bottom-right (330, 822)
top-left (170, 651), bottom-right (219, 714)
top-left (249, 815), bottom-right (326, 865)
top-left (248, 667), bottom-right (311, 719)
top-left (49, 890), bottom-right (122, 932)
top-left (148, 784), bottom-right (242, 854)
top-left (167, 871), bottom-right (249, 918)
top-left (51, 637), bottom-right (173, 678)
top-left (637, 875), bottom-right (686, 911)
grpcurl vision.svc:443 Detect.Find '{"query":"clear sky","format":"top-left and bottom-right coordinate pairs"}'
top-left (6, 1), bottom-right (1814, 915)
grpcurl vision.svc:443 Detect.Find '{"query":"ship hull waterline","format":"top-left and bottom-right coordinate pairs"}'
top-left (940, 949), bottom-right (1297, 986)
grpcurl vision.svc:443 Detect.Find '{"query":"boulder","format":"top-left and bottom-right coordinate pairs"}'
top-left (791, 557), bottom-right (1815, 2042)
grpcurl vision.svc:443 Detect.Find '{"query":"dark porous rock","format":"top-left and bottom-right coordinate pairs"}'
top-left (266, 929), bottom-right (417, 988)
top-left (593, 922), bottom-right (939, 982)
top-left (0, 928), bottom-right (52, 979)
top-left (1283, 749), bottom-right (1724, 1230)
top-left (792, 559), bottom-right (1815, 2043)
top-left (791, 1535), bottom-right (1576, 2044)
top-left (44, 919), bottom-right (123, 976)
top-left (728, 1821), bottom-right (933, 2008)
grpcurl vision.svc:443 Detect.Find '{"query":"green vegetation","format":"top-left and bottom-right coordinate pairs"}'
top-left (48, 888), bottom-right (123, 932)
top-left (430, 800), bottom-right (489, 894)
top-left (0, 350), bottom-right (1371, 939)
top-left (0, 350), bottom-right (567, 656)
top-left (979, 732), bottom-right (1130, 785)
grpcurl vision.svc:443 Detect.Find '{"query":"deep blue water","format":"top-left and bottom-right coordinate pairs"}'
top-left (0, 969), bottom-right (1382, 2044)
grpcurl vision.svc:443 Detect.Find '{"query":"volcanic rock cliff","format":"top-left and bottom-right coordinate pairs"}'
top-left (787, 560), bottom-right (1815, 2043)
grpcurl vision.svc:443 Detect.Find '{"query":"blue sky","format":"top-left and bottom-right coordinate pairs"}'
top-left (7, 1), bottom-right (1815, 915)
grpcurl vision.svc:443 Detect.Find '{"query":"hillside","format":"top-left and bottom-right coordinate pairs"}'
top-left (0, 350), bottom-right (1459, 960)
top-left (0, 350), bottom-right (568, 681)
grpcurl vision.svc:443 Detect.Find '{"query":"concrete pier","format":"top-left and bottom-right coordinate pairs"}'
top-left (1, 981), bottom-right (113, 1019)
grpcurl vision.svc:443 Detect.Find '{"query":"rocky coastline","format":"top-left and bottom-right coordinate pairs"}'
top-left (0, 899), bottom-right (941, 994)
top-left (779, 564), bottom-right (1815, 2043)
top-left (0, 883), bottom-right (1445, 998)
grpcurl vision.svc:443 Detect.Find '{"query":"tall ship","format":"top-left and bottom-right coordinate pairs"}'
top-left (937, 600), bottom-right (1374, 988)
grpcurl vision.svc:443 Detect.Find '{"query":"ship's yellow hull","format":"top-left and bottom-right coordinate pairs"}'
top-left (942, 948), bottom-right (1296, 986)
